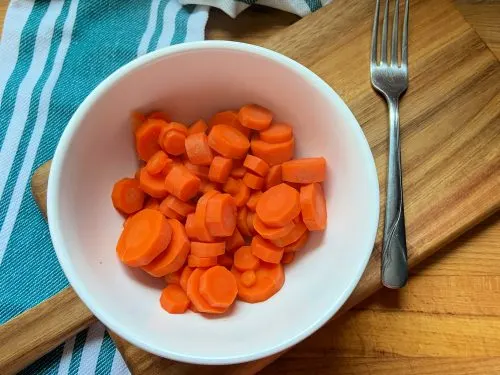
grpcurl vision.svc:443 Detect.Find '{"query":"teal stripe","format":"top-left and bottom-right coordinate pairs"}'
top-left (148, 0), bottom-right (169, 53)
top-left (235, 0), bottom-right (257, 4)
top-left (0, 0), bottom-right (49, 145)
top-left (171, 5), bottom-right (196, 45)
top-left (304, 0), bottom-right (323, 12)
top-left (18, 342), bottom-right (63, 375)
top-left (68, 330), bottom-right (88, 373)
top-left (96, 332), bottom-right (117, 374)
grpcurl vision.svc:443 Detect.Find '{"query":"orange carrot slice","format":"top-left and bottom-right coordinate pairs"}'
top-left (188, 254), bottom-right (218, 268)
top-left (161, 130), bottom-right (186, 156)
top-left (143, 219), bottom-right (190, 277)
top-left (139, 168), bottom-right (168, 199)
top-left (199, 265), bottom-right (238, 308)
top-left (193, 190), bottom-right (218, 242)
top-left (186, 268), bottom-right (226, 314)
top-left (223, 177), bottom-right (240, 195)
top-left (246, 191), bottom-right (262, 212)
top-left (218, 254), bottom-right (233, 269)
top-left (246, 211), bottom-right (256, 235)
top-left (209, 110), bottom-right (251, 138)
top-left (199, 179), bottom-right (219, 194)
top-left (281, 252), bottom-right (295, 264)
top-left (300, 183), bottom-right (327, 231)
top-left (112, 178), bottom-right (145, 214)
top-left (237, 206), bottom-right (251, 237)
top-left (231, 263), bottom-right (285, 303)
top-left (208, 156), bottom-right (233, 183)
top-left (158, 199), bottom-right (184, 221)
top-left (183, 161), bottom-right (210, 179)
top-left (251, 235), bottom-right (284, 264)
top-left (243, 154), bottom-right (269, 177)
top-left (161, 195), bottom-right (195, 217)
top-left (164, 164), bottom-right (201, 201)
top-left (265, 164), bottom-right (282, 190)
top-left (160, 284), bottom-right (190, 314)
top-left (185, 132), bottom-right (214, 165)
top-left (243, 172), bottom-right (264, 190)
top-left (185, 213), bottom-right (198, 240)
top-left (163, 122), bottom-right (188, 136)
top-left (250, 137), bottom-right (294, 166)
top-left (230, 167), bottom-right (246, 178)
top-left (284, 230), bottom-right (309, 253)
top-left (164, 269), bottom-right (182, 285)
top-left (281, 157), bottom-right (326, 183)
top-left (148, 111), bottom-right (171, 123)
top-left (189, 119), bottom-right (208, 135)
top-left (191, 242), bottom-right (225, 257)
top-left (271, 219), bottom-right (308, 247)
top-left (131, 111), bottom-right (146, 133)
top-left (226, 228), bottom-right (245, 253)
top-left (259, 123), bottom-right (293, 144)
top-left (233, 245), bottom-right (260, 271)
top-left (180, 266), bottom-right (194, 291)
top-left (233, 180), bottom-right (250, 207)
top-left (238, 104), bottom-right (273, 131)
top-left (256, 183), bottom-right (300, 227)
top-left (135, 119), bottom-right (166, 161)
top-left (117, 209), bottom-right (172, 267)
top-left (145, 151), bottom-right (169, 175)
top-left (253, 214), bottom-right (295, 240)
top-left (240, 270), bottom-right (256, 287)
top-left (205, 193), bottom-right (237, 237)
top-left (208, 124), bottom-right (250, 159)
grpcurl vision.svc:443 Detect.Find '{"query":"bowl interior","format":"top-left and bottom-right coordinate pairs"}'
top-left (49, 42), bottom-right (379, 364)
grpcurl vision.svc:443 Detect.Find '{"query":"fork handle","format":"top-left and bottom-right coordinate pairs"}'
top-left (381, 98), bottom-right (408, 289)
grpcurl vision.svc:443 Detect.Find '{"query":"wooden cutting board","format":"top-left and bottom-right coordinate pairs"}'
top-left (1, 0), bottom-right (499, 373)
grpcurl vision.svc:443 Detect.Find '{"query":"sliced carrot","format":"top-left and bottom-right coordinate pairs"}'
top-left (160, 284), bottom-right (190, 314)
top-left (142, 219), bottom-right (190, 277)
top-left (159, 200), bottom-right (183, 221)
top-left (218, 254), bottom-right (233, 269)
top-left (187, 254), bottom-right (218, 268)
top-left (144, 197), bottom-right (160, 210)
top-left (259, 123), bottom-right (293, 144)
top-left (222, 177), bottom-right (240, 195)
top-left (135, 119), bottom-right (166, 161)
top-left (237, 206), bottom-right (251, 237)
top-left (233, 245), bottom-right (260, 271)
top-left (238, 104), bottom-right (273, 131)
top-left (243, 154), bottom-right (269, 177)
top-left (281, 157), bottom-right (326, 183)
top-left (162, 158), bottom-right (176, 175)
top-left (240, 270), bottom-right (256, 287)
top-left (186, 268), bottom-right (226, 314)
top-left (250, 137), bottom-right (294, 166)
top-left (253, 214), bottom-right (295, 240)
top-left (139, 168), bottom-right (168, 199)
top-left (180, 266), bottom-right (194, 291)
top-left (199, 265), bottom-right (238, 308)
top-left (209, 110), bottom-right (251, 137)
top-left (231, 263), bottom-right (285, 303)
top-left (208, 156), bottom-right (233, 183)
top-left (162, 195), bottom-right (195, 217)
top-left (191, 242), bottom-right (225, 257)
top-left (205, 193), bottom-right (237, 237)
top-left (164, 269), bottom-right (182, 285)
top-left (226, 228), bottom-right (245, 253)
top-left (265, 164), bottom-right (282, 190)
top-left (193, 190), bottom-right (218, 242)
top-left (199, 179), bottom-right (218, 194)
top-left (112, 178), bottom-right (145, 214)
top-left (161, 130), bottom-right (186, 156)
top-left (272, 219), bottom-right (308, 247)
top-left (185, 214), bottom-right (198, 240)
top-left (208, 124), bottom-right (250, 159)
top-left (300, 183), bottom-right (327, 231)
top-left (183, 161), bottom-right (210, 180)
top-left (243, 172), bottom-right (264, 190)
top-left (230, 167), bottom-right (246, 178)
top-left (131, 111), bottom-right (146, 133)
top-left (246, 211), bottom-right (256, 235)
top-left (145, 151), bottom-right (169, 175)
top-left (117, 209), bottom-right (172, 267)
top-left (284, 230), bottom-right (309, 253)
top-left (148, 111), bottom-right (171, 122)
top-left (281, 252), bottom-right (295, 264)
top-left (256, 183), bottom-right (300, 227)
top-left (189, 119), bottom-right (208, 135)
top-left (164, 122), bottom-right (188, 136)
top-left (246, 191), bottom-right (262, 212)
top-left (233, 180), bottom-right (251, 207)
top-left (185, 132), bottom-right (214, 165)
top-left (164, 164), bottom-right (201, 201)
top-left (123, 214), bottom-right (134, 228)
top-left (251, 235), bottom-right (284, 264)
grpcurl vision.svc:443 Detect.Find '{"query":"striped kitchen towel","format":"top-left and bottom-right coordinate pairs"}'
top-left (0, 0), bottom-right (329, 374)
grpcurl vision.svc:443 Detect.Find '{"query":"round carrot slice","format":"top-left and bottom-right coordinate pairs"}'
top-left (160, 284), bottom-right (190, 314)
top-left (164, 269), bottom-right (182, 285)
top-left (246, 211), bottom-right (256, 235)
top-left (161, 195), bottom-right (195, 217)
top-left (231, 263), bottom-right (285, 303)
top-left (253, 214), bottom-right (295, 240)
top-left (208, 124), bottom-right (250, 159)
top-left (117, 209), bottom-right (172, 267)
top-left (199, 265), bottom-right (238, 308)
top-left (230, 167), bottom-right (246, 178)
top-left (225, 228), bottom-right (245, 253)
top-left (209, 110), bottom-right (251, 137)
top-left (135, 119), bottom-right (166, 161)
top-left (180, 266), bottom-right (194, 291)
top-left (300, 183), bottom-right (327, 231)
top-left (250, 137), bottom-right (294, 166)
top-left (238, 104), bottom-right (273, 130)
top-left (185, 132), bottom-right (214, 165)
top-left (139, 168), bottom-right (168, 199)
top-left (187, 254), bottom-right (218, 268)
top-left (233, 180), bottom-right (251, 207)
top-left (185, 213), bottom-right (198, 240)
top-left (240, 270), bottom-right (256, 287)
top-left (142, 219), bottom-right (190, 277)
top-left (191, 242), bottom-right (225, 257)
top-left (281, 252), bottom-right (295, 264)
top-left (112, 178), bottom-right (145, 214)
top-left (237, 206), bottom-right (251, 237)
top-left (233, 245), bottom-right (260, 271)
top-left (265, 164), bottom-right (282, 190)
top-left (164, 164), bottom-right (201, 202)
top-left (271, 219), bottom-right (308, 247)
top-left (186, 268), bottom-right (226, 314)
top-left (148, 111), bottom-right (171, 122)
top-left (183, 161), bottom-right (209, 179)
top-left (208, 156), bottom-right (233, 183)
top-left (193, 190), bottom-right (218, 242)
top-left (243, 154), bottom-right (270, 177)
top-left (161, 130), bottom-right (186, 156)
top-left (284, 230), bottom-right (309, 253)
top-left (189, 119), bottom-right (208, 135)
top-left (281, 157), bottom-right (327, 183)
top-left (256, 183), bottom-right (301, 227)
top-left (243, 172), bottom-right (264, 190)
top-left (251, 235), bottom-right (284, 264)
top-left (259, 123), bottom-right (293, 144)
top-left (164, 122), bottom-right (188, 136)
top-left (145, 150), bottom-right (169, 175)
top-left (205, 193), bottom-right (237, 237)
top-left (158, 200), bottom-right (183, 221)
top-left (223, 177), bottom-right (240, 195)
top-left (246, 191), bottom-right (262, 212)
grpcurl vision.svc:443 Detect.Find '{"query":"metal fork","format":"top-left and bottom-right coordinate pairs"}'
top-left (370, 0), bottom-right (409, 289)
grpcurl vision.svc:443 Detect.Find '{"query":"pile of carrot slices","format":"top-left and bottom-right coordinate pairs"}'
top-left (112, 104), bottom-right (327, 315)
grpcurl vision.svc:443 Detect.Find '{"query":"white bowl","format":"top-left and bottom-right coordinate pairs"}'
top-left (48, 41), bottom-right (379, 365)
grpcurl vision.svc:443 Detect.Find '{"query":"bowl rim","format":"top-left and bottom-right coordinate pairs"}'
top-left (48, 40), bottom-right (380, 365)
